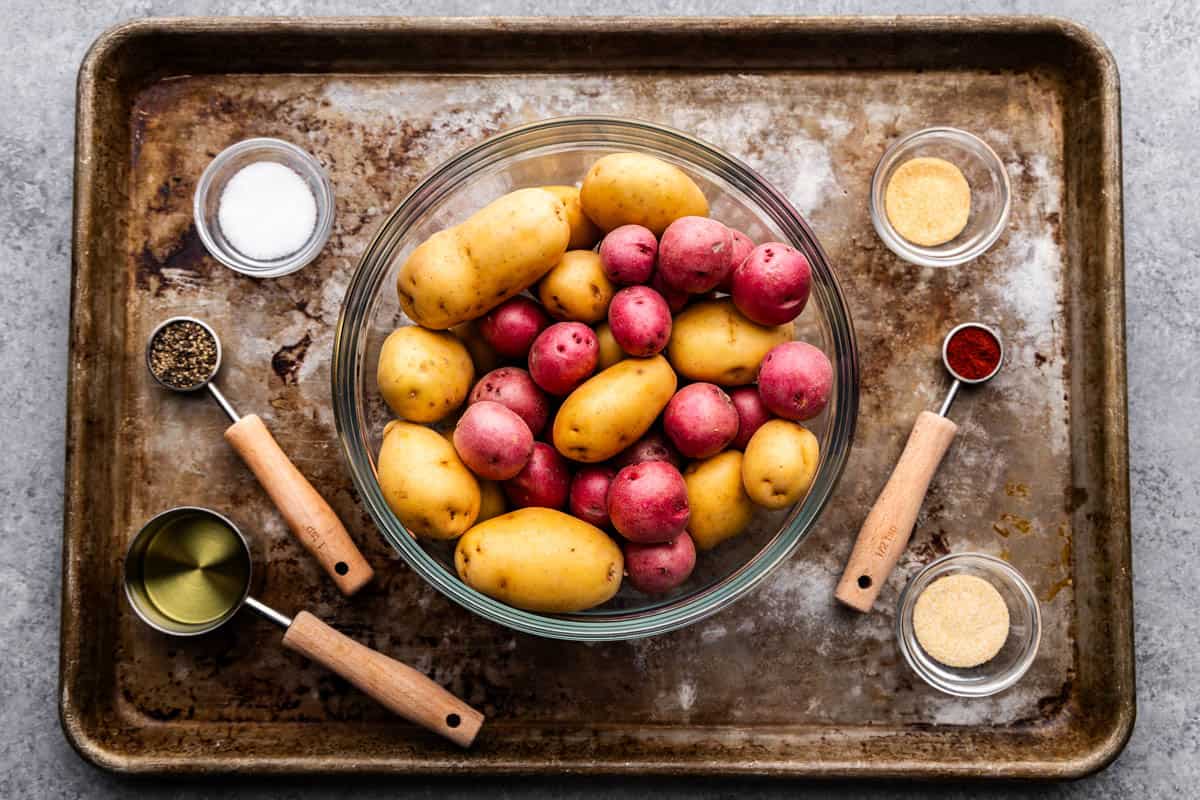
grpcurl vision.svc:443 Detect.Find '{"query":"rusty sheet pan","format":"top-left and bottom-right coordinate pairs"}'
top-left (62, 16), bottom-right (1131, 778)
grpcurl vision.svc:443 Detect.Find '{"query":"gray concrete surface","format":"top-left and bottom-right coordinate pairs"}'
top-left (1, 0), bottom-right (1194, 797)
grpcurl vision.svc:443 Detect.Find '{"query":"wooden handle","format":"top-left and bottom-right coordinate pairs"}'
top-left (282, 610), bottom-right (483, 747)
top-left (224, 414), bottom-right (373, 596)
top-left (835, 411), bottom-right (959, 612)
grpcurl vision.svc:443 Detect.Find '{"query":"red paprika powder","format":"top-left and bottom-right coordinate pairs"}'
top-left (946, 326), bottom-right (1001, 380)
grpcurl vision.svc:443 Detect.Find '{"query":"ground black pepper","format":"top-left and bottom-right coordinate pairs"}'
top-left (149, 320), bottom-right (218, 389)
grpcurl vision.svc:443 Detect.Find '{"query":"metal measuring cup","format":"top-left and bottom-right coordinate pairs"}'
top-left (836, 323), bottom-right (1004, 612)
top-left (146, 317), bottom-right (373, 596)
top-left (124, 506), bottom-right (482, 747)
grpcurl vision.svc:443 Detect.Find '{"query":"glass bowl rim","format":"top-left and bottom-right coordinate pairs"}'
top-left (868, 126), bottom-right (1011, 269)
top-left (193, 137), bottom-right (335, 279)
top-left (895, 551), bottom-right (1042, 697)
top-left (332, 115), bottom-right (859, 641)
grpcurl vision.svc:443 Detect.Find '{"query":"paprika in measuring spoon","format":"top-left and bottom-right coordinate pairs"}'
top-left (945, 325), bottom-right (1002, 382)
top-left (835, 323), bottom-right (1004, 612)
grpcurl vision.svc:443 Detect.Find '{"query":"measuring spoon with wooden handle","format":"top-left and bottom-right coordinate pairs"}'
top-left (835, 323), bottom-right (1003, 612)
top-left (146, 316), bottom-right (374, 596)
top-left (124, 506), bottom-right (482, 747)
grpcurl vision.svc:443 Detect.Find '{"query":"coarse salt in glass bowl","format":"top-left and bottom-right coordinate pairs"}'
top-left (333, 116), bottom-right (858, 641)
top-left (194, 137), bottom-right (335, 278)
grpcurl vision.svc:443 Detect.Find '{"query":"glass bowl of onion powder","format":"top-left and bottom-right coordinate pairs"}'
top-left (896, 552), bottom-right (1041, 697)
top-left (869, 127), bottom-right (1010, 269)
top-left (194, 138), bottom-right (335, 278)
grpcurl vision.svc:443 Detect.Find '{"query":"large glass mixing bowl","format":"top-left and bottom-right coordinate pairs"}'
top-left (333, 117), bottom-right (858, 641)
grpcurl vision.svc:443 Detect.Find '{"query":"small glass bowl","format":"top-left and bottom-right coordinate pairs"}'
top-left (193, 137), bottom-right (335, 278)
top-left (869, 127), bottom-right (1010, 268)
top-left (896, 552), bottom-right (1041, 697)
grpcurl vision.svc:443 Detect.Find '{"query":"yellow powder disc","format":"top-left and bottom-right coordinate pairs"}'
top-left (912, 574), bottom-right (1010, 668)
top-left (884, 156), bottom-right (972, 247)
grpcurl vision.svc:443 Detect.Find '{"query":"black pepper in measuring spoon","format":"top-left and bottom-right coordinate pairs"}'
top-left (147, 319), bottom-right (220, 390)
top-left (142, 316), bottom-right (376, 596)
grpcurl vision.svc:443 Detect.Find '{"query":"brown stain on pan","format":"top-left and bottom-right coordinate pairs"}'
top-left (135, 224), bottom-right (214, 295)
top-left (271, 333), bottom-right (312, 385)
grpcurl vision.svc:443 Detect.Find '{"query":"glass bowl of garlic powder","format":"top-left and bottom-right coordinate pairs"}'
top-left (869, 127), bottom-right (1011, 268)
top-left (896, 552), bottom-right (1041, 697)
top-left (194, 137), bottom-right (335, 278)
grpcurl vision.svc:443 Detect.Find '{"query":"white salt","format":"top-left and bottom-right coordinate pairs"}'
top-left (217, 161), bottom-right (317, 260)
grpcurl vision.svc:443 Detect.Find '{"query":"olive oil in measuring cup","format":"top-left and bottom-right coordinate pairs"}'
top-left (142, 514), bottom-right (249, 624)
top-left (125, 508), bottom-right (250, 634)
top-left (122, 507), bottom-right (484, 745)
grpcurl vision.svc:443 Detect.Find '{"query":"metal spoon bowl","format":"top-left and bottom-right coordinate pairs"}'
top-left (146, 315), bottom-right (240, 421)
top-left (937, 321), bottom-right (1004, 416)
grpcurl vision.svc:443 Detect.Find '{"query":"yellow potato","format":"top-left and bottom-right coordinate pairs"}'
top-left (450, 320), bottom-right (501, 375)
top-left (742, 420), bottom-right (820, 509)
top-left (378, 421), bottom-right (480, 539)
top-left (684, 451), bottom-right (756, 551)
top-left (477, 480), bottom-right (507, 524)
top-left (455, 508), bottom-right (623, 612)
top-left (667, 299), bottom-right (792, 386)
top-left (552, 356), bottom-right (677, 462)
top-left (377, 326), bottom-right (474, 423)
top-left (397, 188), bottom-right (570, 329)
top-left (541, 185), bottom-right (602, 249)
top-left (594, 322), bottom-right (626, 369)
top-left (580, 152), bottom-right (709, 235)
top-left (538, 250), bottom-right (615, 323)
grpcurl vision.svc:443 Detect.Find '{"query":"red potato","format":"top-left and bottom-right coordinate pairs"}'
top-left (757, 341), bottom-right (833, 421)
top-left (607, 286), bottom-right (672, 357)
top-left (662, 382), bottom-right (739, 459)
top-left (479, 296), bottom-right (551, 359)
top-left (528, 322), bottom-right (599, 396)
top-left (453, 401), bottom-right (534, 480)
top-left (599, 224), bottom-right (657, 285)
top-left (611, 429), bottom-right (684, 471)
top-left (469, 367), bottom-right (551, 436)
top-left (656, 216), bottom-right (733, 293)
top-left (607, 461), bottom-right (690, 543)
top-left (731, 242), bottom-right (812, 326)
top-left (623, 533), bottom-right (697, 594)
top-left (729, 385), bottom-right (773, 450)
top-left (649, 268), bottom-right (690, 313)
top-left (503, 442), bottom-right (571, 509)
top-left (569, 466), bottom-right (616, 528)
top-left (718, 229), bottom-right (756, 292)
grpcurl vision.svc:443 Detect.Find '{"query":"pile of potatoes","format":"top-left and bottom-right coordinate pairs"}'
top-left (375, 152), bottom-right (833, 614)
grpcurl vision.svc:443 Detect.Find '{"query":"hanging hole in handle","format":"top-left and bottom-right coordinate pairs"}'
top-left (334, 561), bottom-right (349, 575)
top-left (857, 575), bottom-right (872, 589)
top-left (446, 713), bottom-right (461, 728)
